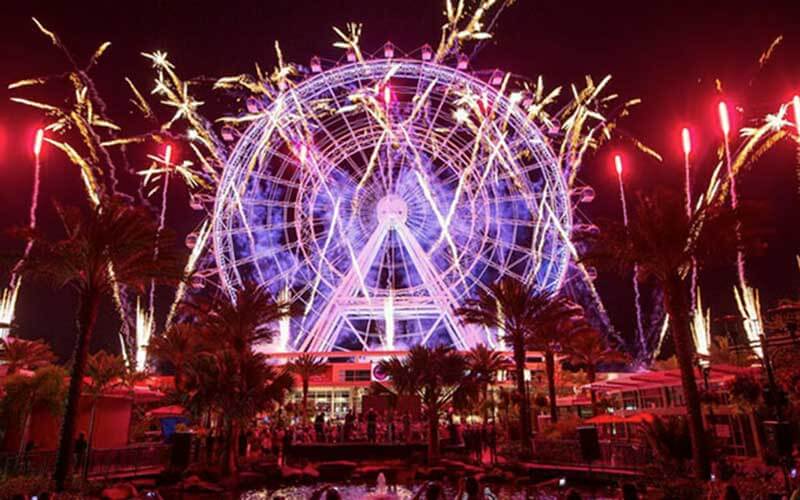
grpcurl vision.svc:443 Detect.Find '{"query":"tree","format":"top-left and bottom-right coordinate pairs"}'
top-left (378, 345), bottom-right (468, 463)
top-left (84, 350), bottom-right (126, 475)
top-left (287, 354), bottom-right (327, 424)
top-left (522, 299), bottom-right (584, 424)
top-left (18, 197), bottom-right (185, 490)
top-left (147, 323), bottom-right (198, 391)
top-left (0, 337), bottom-right (56, 375)
top-left (563, 327), bottom-right (629, 414)
top-left (582, 188), bottom-right (752, 480)
top-left (177, 282), bottom-right (296, 475)
top-left (465, 343), bottom-right (509, 422)
top-left (457, 278), bottom-right (580, 455)
top-left (0, 365), bottom-right (67, 456)
top-left (182, 349), bottom-right (293, 474)
top-left (186, 280), bottom-right (295, 357)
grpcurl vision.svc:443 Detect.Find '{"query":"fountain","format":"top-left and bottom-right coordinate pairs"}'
top-left (364, 473), bottom-right (399, 500)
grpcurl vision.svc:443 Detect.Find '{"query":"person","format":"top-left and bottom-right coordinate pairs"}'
top-left (314, 412), bottom-right (325, 442)
top-left (412, 481), bottom-right (445, 500)
top-left (387, 413), bottom-right (396, 443)
top-left (367, 408), bottom-right (377, 444)
top-left (621, 483), bottom-right (639, 500)
top-left (403, 412), bottom-right (411, 442)
top-left (344, 411), bottom-right (354, 442)
top-left (722, 485), bottom-right (741, 500)
top-left (486, 422), bottom-right (497, 464)
top-left (456, 475), bottom-right (482, 500)
top-left (74, 433), bottom-right (88, 472)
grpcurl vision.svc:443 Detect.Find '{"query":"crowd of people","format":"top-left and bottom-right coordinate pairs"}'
top-left (225, 407), bottom-right (502, 466)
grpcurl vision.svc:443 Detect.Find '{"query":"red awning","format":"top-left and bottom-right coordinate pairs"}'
top-left (147, 404), bottom-right (186, 418)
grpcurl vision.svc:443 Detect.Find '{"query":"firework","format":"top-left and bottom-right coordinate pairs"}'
top-left (614, 155), bottom-right (646, 359)
top-left (690, 287), bottom-right (711, 367)
top-left (135, 297), bottom-right (155, 372)
top-left (10, 1), bottom-right (653, 356)
top-left (733, 283), bottom-right (764, 359)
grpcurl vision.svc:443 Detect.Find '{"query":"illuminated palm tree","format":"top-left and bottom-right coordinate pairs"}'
top-left (147, 323), bottom-right (198, 391)
top-left (287, 353), bottom-right (327, 424)
top-left (458, 278), bottom-right (580, 454)
top-left (0, 337), bottom-right (56, 375)
top-left (186, 281), bottom-right (295, 357)
top-left (582, 188), bottom-right (752, 480)
top-left (465, 343), bottom-right (510, 422)
top-left (18, 197), bottom-right (185, 490)
top-left (378, 345), bottom-right (468, 463)
top-left (563, 327), bottom-right (629, 414)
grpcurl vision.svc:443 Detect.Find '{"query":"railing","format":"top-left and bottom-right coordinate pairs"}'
top-left (531, 439), bottom-right (653, 471)
top-left (0, 443), bottom-right (170, 480)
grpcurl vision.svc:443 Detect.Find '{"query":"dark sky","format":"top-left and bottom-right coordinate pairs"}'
top-left (1, 0), bottom-right (800, 358)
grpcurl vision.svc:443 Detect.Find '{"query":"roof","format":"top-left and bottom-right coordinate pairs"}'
top-left (584, 364), bottom-right (756, 394)
top-left (585, 412), bottom-right (654, 425)
top-left (147, 404), bottom-right (187, 417)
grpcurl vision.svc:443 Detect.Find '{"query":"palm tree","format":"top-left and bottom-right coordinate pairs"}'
top-left (378, 345), bottom-right (468, 463)
top-left (177, 282), bottom-right (296, 475)
top-left (465, 344), bottom-right (509, 422)
top-left (147, 323), bottom-right (197, 391)
top-left (523, 300), bottom-right (584, 424)
top-left (182, 349), bottom-right (293, 474)
top-left (582, 188), bottom-right (750, 480)
top-left (18, 197), bottom-right (185, 490)
top-left (0, 365), bottom-right (67, 457)
top-left (0, 337), bottom-right (56, 374)
top-left (186, 280), bottom-right (295, 357)
top-left (84, 350), bottom-right (126, 475)
top-left (563, 327), bottom-right (629, 414)
top-left (287, 354), bottom-right (327, 424)
top-left (457, 278), bottom-right (580, 454)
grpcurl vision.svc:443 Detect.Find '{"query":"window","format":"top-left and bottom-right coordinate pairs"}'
top-left (342, 370), bottom-right (371, 382)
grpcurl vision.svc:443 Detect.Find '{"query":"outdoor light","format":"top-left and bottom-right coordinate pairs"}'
top-left (186, 128), bottom-right (198, 141)
top-left (681, 127), bottom-right (692, 156)
top-left (718, 101), bottom-right (731, 137)
top-left (558, 478), bottom-right (567, 487)
top-left (33, 128), bottom-right (44, 156)
top-left (346, 49), bottom-right (356, 63)
top-left (490, 69), bottom-right (503, 86)
top-left (383, 41), bottom-right (395, 58)
top-left (310, 56), bottom-right (322, 73)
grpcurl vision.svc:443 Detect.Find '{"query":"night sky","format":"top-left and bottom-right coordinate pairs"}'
top-left (2, 1), bottom-right (800, 359)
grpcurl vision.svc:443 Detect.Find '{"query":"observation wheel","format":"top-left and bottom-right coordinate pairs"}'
top-left (213, 58), bottom-right (572, 352)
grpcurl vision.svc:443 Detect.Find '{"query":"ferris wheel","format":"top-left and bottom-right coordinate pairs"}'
top-left (212, 57), bottom-right (573, 353)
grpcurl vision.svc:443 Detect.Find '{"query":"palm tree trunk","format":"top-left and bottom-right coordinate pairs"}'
top-left (512, 336), bottom-right (533, 457)
top-left (545, 350), bottom-right (558, 423)
top-left (665, 275), bottom-right (711, 480)
top-left (17, 411), bottom-right (31, 457)
top-left (302, 379), bottom-right (309, 425)
top-left (427, 406), bottom-right (440, 463)
top-left (224, 419), bottom-right (239, 476)
top-left (54, 291), bottom-right (100, 492)
top-left (588, 367), bottom-right (598, 416)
